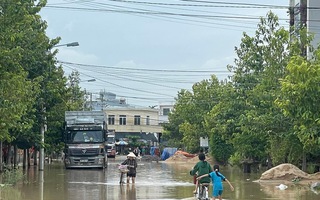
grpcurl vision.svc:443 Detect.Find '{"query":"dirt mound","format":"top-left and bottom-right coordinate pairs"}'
top-left (165, 153), bottom-right (214, 165)
top-left (259, 163), bottom-right (320, 181)
top-left (165, 153), bottom-right (191, 162)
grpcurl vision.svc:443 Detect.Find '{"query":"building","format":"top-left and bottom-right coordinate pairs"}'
top-left (289, 0), bottom-right (320, 55)
top-left (104, 107), bottom-right (163, 146)
top-left (84, 91), bottom-right (174, 146)
top-left (158, 102), bottom-right (174, 124)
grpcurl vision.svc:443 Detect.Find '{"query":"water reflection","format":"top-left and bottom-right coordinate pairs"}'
top-left (1, 159), bottom-right (319, 200)
top-left (118, 184), bottom-right (137, 200)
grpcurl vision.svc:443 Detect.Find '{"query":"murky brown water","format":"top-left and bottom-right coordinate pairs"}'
top-left (0, 156), bottom-right (319, 200)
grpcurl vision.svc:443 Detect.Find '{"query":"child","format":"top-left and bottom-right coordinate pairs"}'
top-left (121, 152), bottom-right (138, 183)
top-left (190, 153), bottom-right (212, 194)
top-left (197, 164), bottom-right (234, 200)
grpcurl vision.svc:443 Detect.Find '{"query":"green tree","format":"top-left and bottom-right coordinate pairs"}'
top-left (0, 0), bottom-right (86, 164)
top-left (226, 12), bottom-right (299, 165)
top-left (66, 70), bottom-right (86, 111)
top-left (276, 50), bottom-right (320, 170)
top-left (0, 0), bottom-right (42, 142)
top-left (164, 75), bottom-right (222, 153)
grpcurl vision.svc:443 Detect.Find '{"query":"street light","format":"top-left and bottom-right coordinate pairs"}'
top-left (39, 41), bottom-right (79, 171)
top-left (80, 79), bottom-right (96, 82)
top-left (53, 42), bottom-right (79, 48)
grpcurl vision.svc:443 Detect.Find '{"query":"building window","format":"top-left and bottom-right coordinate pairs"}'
top-left (163, 108), bottom-right (170, 116)
top-left (119, 115), bottom-right (126, 125)
top-left (108, 115), bottom-right (115, 125)
top-left (146, 116), bottom-right (150, 125)
top-left (134, 115), bottom-right (140, 125)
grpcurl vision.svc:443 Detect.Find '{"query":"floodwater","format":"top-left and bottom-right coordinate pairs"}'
top-left (0, 156), bottom-right (319, 200)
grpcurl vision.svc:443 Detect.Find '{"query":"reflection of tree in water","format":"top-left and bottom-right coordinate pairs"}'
top-left (258, 182), bottom-right (312, 199)
top-left (118, 184), bottom-right (137, 200)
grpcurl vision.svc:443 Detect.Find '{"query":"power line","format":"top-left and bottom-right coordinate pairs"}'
top-left (44, 5), bottom-right (290, 21)
top-left (80, 1), bottom-right (258, 31)
top-left (63, 64), bottom-right (177, 98)
top-left (59, 61), bottom-right (231, 73)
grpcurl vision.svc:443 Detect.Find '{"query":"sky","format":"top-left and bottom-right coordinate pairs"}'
top-left (40, 0), bottom-right (289, 107)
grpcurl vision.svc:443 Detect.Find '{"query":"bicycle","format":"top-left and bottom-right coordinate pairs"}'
top-left (195, 182), bottom-right (210, 200)
top-left (118, 164), bottom-right (129, 185)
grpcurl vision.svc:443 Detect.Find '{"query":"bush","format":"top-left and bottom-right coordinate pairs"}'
top-left (1, 169), bottom-right (24, 186)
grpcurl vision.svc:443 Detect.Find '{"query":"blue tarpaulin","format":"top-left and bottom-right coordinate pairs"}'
top-left (161, 147), bottom-right (178, 160)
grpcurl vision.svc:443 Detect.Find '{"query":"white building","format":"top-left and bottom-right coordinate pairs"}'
top-left (104, 107), bottom-right (163, 146)
top-left (158, 102), bottom-right (174, 124)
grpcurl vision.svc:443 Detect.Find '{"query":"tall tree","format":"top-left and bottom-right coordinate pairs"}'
top-left (276, 50), bottom-right (320, 170)
top-left (226, 12), bottom-right (299, 165)
top-left (0, 0), bottom-right (42, 142)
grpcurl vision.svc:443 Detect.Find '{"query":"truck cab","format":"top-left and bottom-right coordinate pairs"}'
top-left (64, 111), bottom-right (107, 169)
top-left (105, 131), bottom-right (116, 158)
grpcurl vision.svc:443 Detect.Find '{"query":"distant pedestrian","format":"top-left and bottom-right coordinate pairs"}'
top-left (197, 164), bottom-right (234, 200)
top-left (141, 147), bottom-right (145, 156)
top-left (133, 147), bottom-right (140, 157)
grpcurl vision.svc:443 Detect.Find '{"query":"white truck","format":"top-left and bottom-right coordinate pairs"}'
top-left (63, 111), bottom-right (107, 169)
top-left (105, 130), bottom-right (116, 158)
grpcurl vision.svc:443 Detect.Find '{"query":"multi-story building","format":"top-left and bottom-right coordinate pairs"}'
top-left (289, 0), bottom-right (320, 55)
top-left (105, 107), bottom-right (163, 146)
top-left (85, 91), bottom-right (174, 146)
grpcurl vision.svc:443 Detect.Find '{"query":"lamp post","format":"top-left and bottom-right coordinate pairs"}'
top-left (53, 42), bottom-right (79, 48)
top-left (80, 79), bottom-right (96, 82)
top-left (39, 41), bottom-right (79, 171)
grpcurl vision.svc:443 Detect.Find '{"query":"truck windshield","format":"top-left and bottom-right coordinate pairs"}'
top-left (69, 131), bottom-right (104, 143)
top-left (106, 136), bottom-right (115, 144)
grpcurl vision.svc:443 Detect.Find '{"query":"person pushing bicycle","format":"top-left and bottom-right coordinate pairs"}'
top-left (190, 153), bottom-right (213, 194)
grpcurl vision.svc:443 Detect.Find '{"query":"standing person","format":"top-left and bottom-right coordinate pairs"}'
top-left (197, 164), bottom-right (234, 200)
top-left (133, 147), bottom-right (140, 157)
top-left (121, 152), bottom-right (138, 183)
top-left (190, 153), bottom-right (212, 194)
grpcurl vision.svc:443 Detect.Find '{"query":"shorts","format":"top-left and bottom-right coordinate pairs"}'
top-left (127, 172), bottom-right (136, 177)
top-left (213, 189), bottom-right (223, 197)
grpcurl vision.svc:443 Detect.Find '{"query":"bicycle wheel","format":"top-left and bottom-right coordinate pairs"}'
top-left (197, 185), bottom-right (203, 200)
top-left (199, 185), bottom-right (208, 200)
top-left (203, 185), bottom-right (208, 200)
top-left (195, 184), bottom-right (200, 200)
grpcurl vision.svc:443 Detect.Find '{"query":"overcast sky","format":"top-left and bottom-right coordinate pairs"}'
top-left (40, 0), bottom-right (289, 107)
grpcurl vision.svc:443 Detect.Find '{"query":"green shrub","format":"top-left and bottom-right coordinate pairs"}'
top-left (1, 169), bottom-right (24, 186)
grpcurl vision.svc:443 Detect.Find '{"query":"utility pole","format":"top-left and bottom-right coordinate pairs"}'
top-left (39, 106), bottom-right (46, 171)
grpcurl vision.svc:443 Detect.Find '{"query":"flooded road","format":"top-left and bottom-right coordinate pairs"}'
top-left (0, 156), bottom-right (319, 200)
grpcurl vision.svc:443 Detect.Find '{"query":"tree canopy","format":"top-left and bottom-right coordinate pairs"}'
top-left (164, 12), bottom-right (319, 170)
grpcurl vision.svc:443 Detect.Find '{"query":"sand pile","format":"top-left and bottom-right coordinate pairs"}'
top-left (259, 163), bottom-right (320, 181)
top-left (165, 153), bottom-right (191, 162)
top-left (165, 152), bottom-right (214, 165)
